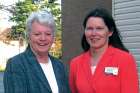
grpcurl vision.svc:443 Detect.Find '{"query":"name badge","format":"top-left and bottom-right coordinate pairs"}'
top-left (105, 67), bottom-right (119, 75)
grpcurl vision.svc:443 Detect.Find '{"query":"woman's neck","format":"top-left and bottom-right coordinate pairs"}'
top-left (36, 55), bottom-right (49, 63)
top-left (90, 45), bottom-right (109, 66)
top-left (30, 46), bottom-right (49, 63)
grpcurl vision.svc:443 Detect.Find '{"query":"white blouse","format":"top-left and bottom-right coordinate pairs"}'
top-left (40, 58), bottom-right (59, 93)
top-left (91, 66), bottom-right (96, 74)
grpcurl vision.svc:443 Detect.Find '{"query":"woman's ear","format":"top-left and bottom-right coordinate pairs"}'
top-left (108, 31), bottom-right (113, 37)
top-left (109, 27), bottom-right (114, 37)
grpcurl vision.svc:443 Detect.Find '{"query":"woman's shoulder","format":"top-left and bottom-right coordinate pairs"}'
top-left (8, 52), bottom-right (24, 64)
top-left (111, 46), bottom-right (134, 58)
top-left (49, 55), bottom-right (61, 63)
top-left (49, 55), bottom-right (64, 66)
top-left (70, 51), bottom-right (89, 64)
top-left (109, 46), bottom-right (126, 54)
top-left (5, 52), bottom-right (25, 72)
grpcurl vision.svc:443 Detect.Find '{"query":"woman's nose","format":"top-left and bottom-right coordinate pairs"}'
top-left (40, 34), bottom-right (46, 40)
top-left (90, 29), bottom-right (98, 35)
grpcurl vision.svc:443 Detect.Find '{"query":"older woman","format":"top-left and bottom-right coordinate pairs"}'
top-left (4, 9), bottom-right (70, 93)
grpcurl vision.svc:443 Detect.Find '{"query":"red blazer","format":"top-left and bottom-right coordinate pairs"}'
top-left (69, 46), bottom-right (139, 93)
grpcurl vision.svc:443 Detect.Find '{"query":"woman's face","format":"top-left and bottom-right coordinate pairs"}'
top-left (29, 21), bottom-right (54, 55)
top-left (85, 17), bottom-right (112, 49)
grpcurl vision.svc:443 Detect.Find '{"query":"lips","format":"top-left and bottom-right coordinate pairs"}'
top-left (38, 43), bottom-right (49, 46)
top-left (90, 38), bottom-right (100, 41)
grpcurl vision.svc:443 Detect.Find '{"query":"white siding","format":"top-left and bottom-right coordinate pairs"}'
top-left (113, 0), bottom-right (140, 88)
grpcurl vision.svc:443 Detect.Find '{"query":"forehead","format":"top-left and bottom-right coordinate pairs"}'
top-left (86, 17), bottom-right (105, 26)
top-left (31, 21), bottom-right (53, 32)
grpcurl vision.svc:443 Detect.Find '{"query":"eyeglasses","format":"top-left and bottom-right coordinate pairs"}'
top-left (85, 27), bottom-right (105, 32)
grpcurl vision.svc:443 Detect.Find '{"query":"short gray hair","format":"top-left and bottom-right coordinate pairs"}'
top-left (26, 9), bottom-right (56, 39)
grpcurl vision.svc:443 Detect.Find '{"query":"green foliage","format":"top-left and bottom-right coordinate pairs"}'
top-left (10, 0), bottom-right (37, 38)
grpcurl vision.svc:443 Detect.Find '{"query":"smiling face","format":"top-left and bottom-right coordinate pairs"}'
top-left (29, 21), bottom-right (54, 55)
top-left (85, 17), bottom-right (112, 50)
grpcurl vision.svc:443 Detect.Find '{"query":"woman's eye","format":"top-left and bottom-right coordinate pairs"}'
top-left (34, 33), bottom-right (40, 36)
top-left (85, 27), bottom-right (93, 31)
top-left (97, 27), bottom-right (104, 30)
top-left (46, 33), bottom-right (53, 36)
top-left (47, 33), bottom-right (51, 35)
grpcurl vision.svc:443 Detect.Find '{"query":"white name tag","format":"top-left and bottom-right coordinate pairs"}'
top-left (105, 67), bottom-right (119, 75)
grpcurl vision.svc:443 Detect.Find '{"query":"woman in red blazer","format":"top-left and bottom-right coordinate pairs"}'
top-left (69, 8), bottom-right (139, 93)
